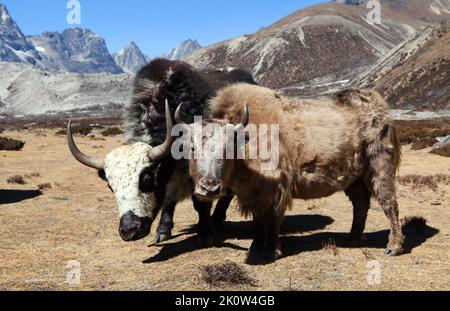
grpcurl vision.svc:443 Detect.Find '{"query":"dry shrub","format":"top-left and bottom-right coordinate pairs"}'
top-left (200, 261), bottom-right (257, 287)
top-left (7, 175), bottom-right (27, 185)
top-left (322, 238), bottom-right (338, 256)
top-left (397, 174), bottom-right (450, 191)
top-left (402, 216), bottom-right (428, 235)
top-left (0, 137), bottom-right (25, 151)
top-left (411, 138), bottom-right (436, 150)
top-left (38, 183), bottom-right (52, 191)
top-left (101, 127), bottom-right (124, 137)
top-left (24, 172), bottom-right (40, 179)
top-left (395, 119), bottom-right (450, 146)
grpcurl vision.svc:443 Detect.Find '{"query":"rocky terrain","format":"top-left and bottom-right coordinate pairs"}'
top-left (0, 62), bottom-right (132, 116)
top-left (113, 41), bottom-right (150, 75)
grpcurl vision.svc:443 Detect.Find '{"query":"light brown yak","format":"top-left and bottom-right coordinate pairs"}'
top-left (179, 83), bottom-right (404, 262)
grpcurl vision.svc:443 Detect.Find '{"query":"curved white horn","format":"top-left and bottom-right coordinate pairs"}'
top-left (67, 121), bottom-right (105, 170)
top-left (149, 100), bottom-right (174, 161)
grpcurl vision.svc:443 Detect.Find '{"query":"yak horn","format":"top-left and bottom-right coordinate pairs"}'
top-left (174, 104), bottom-right (187, 125)
top-left (67, 121), bottom-right (105, 170)
top-left (235, 104), bottom-right (249, 131)
top-left (149, 100), bottom-right (174, 161)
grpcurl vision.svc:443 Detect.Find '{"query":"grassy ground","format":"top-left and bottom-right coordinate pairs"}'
top-left (0, 128), bottom-right (449, 291)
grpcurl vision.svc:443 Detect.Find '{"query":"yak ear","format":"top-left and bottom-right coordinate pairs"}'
top-left (98, 169), bottom-right (108, 182)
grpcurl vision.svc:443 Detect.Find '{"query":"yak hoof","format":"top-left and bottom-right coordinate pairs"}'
top-left (246, 249), bottom-right (282, 265)
top-left (197, 235), bottom-right (215, 248)
top-left (265, 248), bottom-right (283, 262)
top-left (384, 246), bottom-right (403, 257)
top-left (249, 241), bottom-right (265, 254)
top-left (155, 231), bottom-right (172, 244)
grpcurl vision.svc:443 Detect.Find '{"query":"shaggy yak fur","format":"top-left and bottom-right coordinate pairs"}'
top-left (187, 83), bottom-right (405, 262)
top-left (123, 59), bottom-right (256, 243)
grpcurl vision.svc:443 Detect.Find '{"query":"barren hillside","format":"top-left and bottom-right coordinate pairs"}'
top-left (186, 0), bottom-right (449, 90)
top-left (360, 23), bottom-right (450, 111)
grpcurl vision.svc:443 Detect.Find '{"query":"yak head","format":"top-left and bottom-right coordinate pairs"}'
top-left (67, 101), bottom-right (173, 242)
top-left (175, 104), bottom-right (249, 202)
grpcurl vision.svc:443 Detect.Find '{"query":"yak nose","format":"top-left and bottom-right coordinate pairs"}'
top-left (199, 178), bottom-right (223, 196)
top-left (119, 211), bottom-right (152, 242)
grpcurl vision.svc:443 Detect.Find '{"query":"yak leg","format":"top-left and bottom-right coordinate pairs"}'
top-left (155, 202), bottom-right (176, 243)
top-left (192, 196), bottom-right (215, 248)
top-left (370, 153), bottom-right (404, 256)
top-left (249, 212), bottom-right (266, 254)
top-left (211, 190), bottom-right (234, 228)
top-left (344, 178), bottom-right (371, 244)
top-left (264, 207), bottom-right (284, 261)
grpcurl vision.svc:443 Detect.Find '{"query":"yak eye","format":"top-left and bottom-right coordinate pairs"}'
top-left (139, 169), bottom-right (155, 193)
top-left (143, 175), bottom-right (152, 185)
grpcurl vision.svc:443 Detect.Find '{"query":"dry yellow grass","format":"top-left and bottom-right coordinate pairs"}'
top-left (0, 129), bottom-right (449, 291)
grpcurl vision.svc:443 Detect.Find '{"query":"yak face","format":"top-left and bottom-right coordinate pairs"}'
top-left (103, 143), bottom-right (160, 241)
top-left (188, 121), bottom-right (231, 201)
top-left (181, 105), bottom-right (249, 202)
top-left (67, 101), bottom-right (174, 242)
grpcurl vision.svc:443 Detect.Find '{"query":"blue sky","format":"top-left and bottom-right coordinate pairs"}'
top-left (2, 0), bottom-right (323, 57)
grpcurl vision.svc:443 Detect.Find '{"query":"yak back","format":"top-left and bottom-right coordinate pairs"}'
top-left (124, 58), bottom-right (255, 147)
top-left (208, 83), bottom-right (399, 181)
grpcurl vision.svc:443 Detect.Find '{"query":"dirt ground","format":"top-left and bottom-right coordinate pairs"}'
top-left (0, 128), bottom-right (449, 291)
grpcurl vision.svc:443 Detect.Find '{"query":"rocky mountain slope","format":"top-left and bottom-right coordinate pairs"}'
top-left (186, 0), bottom-right (450, 90)
top-left (28, 28), bottom-right (123, 74)
top-left (1, 3), bottom-right (122, 74)
top-left (0, 3), bottom-right (41, 65)
top-left (165, 39), bottom-right (201, 60)
top-left (0, 62), bottom-right (131, 115)
top-left (353, 23), bottom-right (450, 111)
top-left (113, 41), bottom-right (149, 75)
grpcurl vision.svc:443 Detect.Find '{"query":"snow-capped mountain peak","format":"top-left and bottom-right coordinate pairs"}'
top-left (0, 3), bottom-right (122, 74)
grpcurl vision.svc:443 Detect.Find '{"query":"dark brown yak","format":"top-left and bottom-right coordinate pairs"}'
top-left (179, 83), bottom-right (404, 262)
